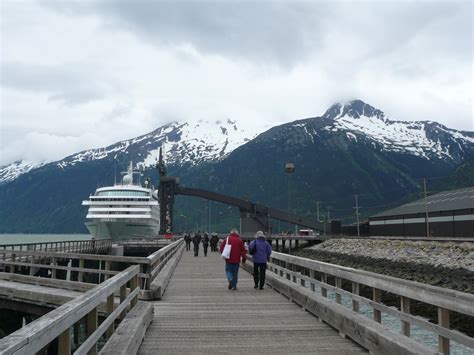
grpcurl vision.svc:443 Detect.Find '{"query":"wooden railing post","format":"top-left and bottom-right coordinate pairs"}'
top-left (373, 288), bottom-right (382, 323)
top-left (400, 296), bottom-right (411, 337)
top-left (10, 253), bottom-right (16, 273)
top-left (335, 277), bottom-right (342, 304)
top-left (106, 294), bottom-right (114, 338)
top-left (29, 255), bottom-right (36, 276)
top-left (51, 257), bottom-right (57, 279)
top-left (119, 284), bottom-right (127, 320)
top-left (105, 261), bottom-right (111, 280)
top-left (321, 273), bottom-right (328, 298)
top-left (130, 275), bottom-right (138, 307)
top-left (352, 282), bottom-right (360, 312)
top-left (58, 327), bottom-right (71, 355)
top-left (438, 307), bottom-right (450, 355)
top-left (86, 308), bottom-right (98, 355)
top-left (66, 259), bottom-right (72, 281)
top-left (78, 259), bottom-right (84, 282)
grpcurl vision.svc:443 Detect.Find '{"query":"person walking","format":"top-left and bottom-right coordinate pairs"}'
top-left (202, 233), bottom-right (209, 256)
top-left (248, 231), bottom-right (272, 290)
top-left (193, 231), bottom-right (202, 257)
top-left (220, 228), bottom-right (246, 290)
top-left (184, 233), bottom-right (191, 251)
top-left (210, 233), bottom-right (219, 252)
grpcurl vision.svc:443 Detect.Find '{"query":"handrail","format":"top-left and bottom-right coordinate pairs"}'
top-left (0, 238), bottom-right (184, 293)
top-left (0, 239), bottom-right (112, 254)
top-left (0, 265), bottom-right (139, 354)
top-left (271, 252), bottom-right (474, 316)
top-left (264, 252), bottom-right (474, 354)
top-left (146, 239), bottom-right (184, 288)
top-left (147, 238), bottom-right (184, 264)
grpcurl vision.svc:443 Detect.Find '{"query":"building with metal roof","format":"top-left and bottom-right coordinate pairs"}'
top-left (369, 187), bottom-right (473, 238)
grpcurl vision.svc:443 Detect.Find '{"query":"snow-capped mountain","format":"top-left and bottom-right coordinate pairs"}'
top-left (0, 118), bottom-right (266, 184)
top-left (320, 100), bottom-right (474, 161)
top-left (260, 100), bottom-right (473, 165)
top-left (1, 99), bottom-right (473, 233)
top-left (2, 100), bottom-right (473, 185)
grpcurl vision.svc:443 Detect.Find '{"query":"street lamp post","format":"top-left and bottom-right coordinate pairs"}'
top-left (285, 162), bottom-right (295, 254)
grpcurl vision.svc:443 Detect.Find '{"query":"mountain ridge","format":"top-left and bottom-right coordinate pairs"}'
top-left (1, 99), bottom-right (473, 233)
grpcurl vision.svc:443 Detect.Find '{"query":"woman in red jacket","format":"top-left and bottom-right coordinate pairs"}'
top-left (220, 228), bottom-right (247, 290)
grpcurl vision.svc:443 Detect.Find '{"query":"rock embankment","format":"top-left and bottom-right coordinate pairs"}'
top-left (295, 239), bottom-right (474, 294)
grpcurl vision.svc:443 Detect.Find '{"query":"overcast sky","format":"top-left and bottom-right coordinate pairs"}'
top-left (1, 0), bottom-right (472, 166)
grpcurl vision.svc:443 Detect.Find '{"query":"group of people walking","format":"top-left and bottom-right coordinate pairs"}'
top-left (219, 229), bottom-right (272, 291)
top-left (184, 231), bottom-right (219, 257)
top-left (184, 228), bottom-right (272, 291)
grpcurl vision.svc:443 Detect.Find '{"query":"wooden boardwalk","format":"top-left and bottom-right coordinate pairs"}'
top-left (138, 250), bottom-right (367, 354)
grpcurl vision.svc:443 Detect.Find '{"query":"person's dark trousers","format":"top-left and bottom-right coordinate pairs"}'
top-left (194, 244), bottom-right (199, 256)
top-left (186, 242), bottom-right (191, 251)
top-left (253, 263), bottom-right (267, 289)
top-left (203, 245), bottom-right (208, 256)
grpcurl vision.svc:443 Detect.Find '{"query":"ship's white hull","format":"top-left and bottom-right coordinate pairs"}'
top-left (85, 220), bottom-right (159, 240)
top-left (82, 163), bottom-right (160, 241)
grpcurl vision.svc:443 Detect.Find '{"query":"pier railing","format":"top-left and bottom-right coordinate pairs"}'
top-left (255, 252), bottom-right (474, 355)
top-left (0, 239), bottom-right (112, 254)
top-left (0, 238), bottom-right (184, 299)
top-left (0, 265), bottom-right (140, 355)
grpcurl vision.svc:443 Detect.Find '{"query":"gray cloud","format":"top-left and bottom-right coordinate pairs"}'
top-left (45, 1), bottom-right (328, 67)
top-left (1, 61), bottom-right (116, 105)
top-left (1, 0), bottom-right (472, 166)
top-left (43, 1), bottom-right (471, 69)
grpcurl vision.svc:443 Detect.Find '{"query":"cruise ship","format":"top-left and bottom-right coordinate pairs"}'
top-left (82, 162), bottom-right (160, 240)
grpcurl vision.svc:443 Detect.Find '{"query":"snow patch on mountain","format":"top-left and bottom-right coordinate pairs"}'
top-left (0, 160), bottom-right (46, 184)
top-left (324, 101), bottom-right (473, 160)
top-left (51, 117), bottom-right (266, 171)
top-left (138, 118), bottom-right (264, 169)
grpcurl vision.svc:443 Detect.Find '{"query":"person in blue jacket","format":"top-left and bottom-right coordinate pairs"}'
top-left (248, 231), bottom-right (272, 290)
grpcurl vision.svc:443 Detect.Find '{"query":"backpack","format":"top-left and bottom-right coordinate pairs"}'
top-left (249, 242), bottom-right (257, 255)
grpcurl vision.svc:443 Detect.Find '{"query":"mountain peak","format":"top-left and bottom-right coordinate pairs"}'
top-left (323, 100), bottom-right (386, 121)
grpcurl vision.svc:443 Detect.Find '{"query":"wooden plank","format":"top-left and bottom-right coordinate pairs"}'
top-left (138, 251), bottom-right (367, 355)
top-left (100, 302), bottom-right (153, 355)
